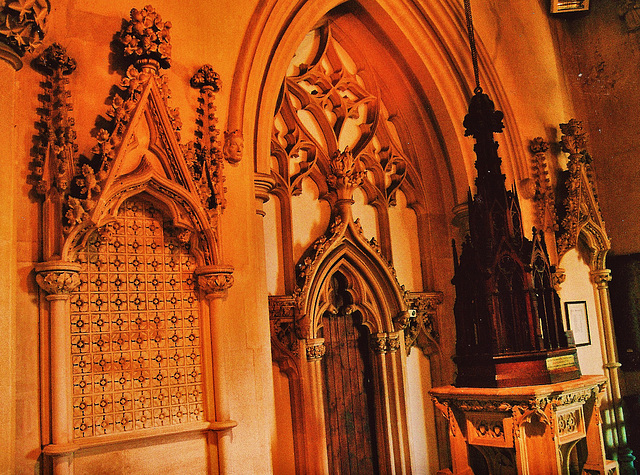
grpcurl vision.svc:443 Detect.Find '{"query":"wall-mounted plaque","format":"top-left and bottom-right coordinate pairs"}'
top-left (565, 301), bottom-right (591, 346)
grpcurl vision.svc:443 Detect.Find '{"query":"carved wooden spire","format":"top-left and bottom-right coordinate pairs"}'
top-left (452, 90), bottom-right (580, 388)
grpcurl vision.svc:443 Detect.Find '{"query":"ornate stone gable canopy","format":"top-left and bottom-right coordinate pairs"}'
top-left (31, 7), bottom-right (237, 472)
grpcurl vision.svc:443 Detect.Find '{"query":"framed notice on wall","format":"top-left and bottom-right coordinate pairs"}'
top-left (565, 301), bottom-right (591, 346)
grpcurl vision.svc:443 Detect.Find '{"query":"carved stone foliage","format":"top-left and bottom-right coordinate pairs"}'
top-left (120, 5), bottom-right (172, 69)
top-left (196, 266), bottom-right (234, 297)
top-left (33, 43), bottom-right (78, 197)
top-left (184, 64), bottom-right (226, 214)
top-left (555, 119), bottom-right (610, 263)
top-left (0, 0), bottom-right (49, 56)
top-left (528, 137), bottom-right (559, 234)
top-left (35, 267), bottom-right (81, 295)
top-left (270, 25), bottom-right (416, 207)
top-left (33, 6), bottom-right (225, 268)
top-left (327, 148), bottom-right (366, 201)
top-left (370, 333), bottom-right (401, 354)
top-left (269, 295), bottom-right (300, 371)
top-left (404, 292), bottom-right (443, 356)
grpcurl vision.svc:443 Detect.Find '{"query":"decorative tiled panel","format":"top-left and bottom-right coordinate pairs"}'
top-left (70, 199), bottom-right (204, 439)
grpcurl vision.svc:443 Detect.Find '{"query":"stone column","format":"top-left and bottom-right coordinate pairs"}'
top-left (300, 338), bottom-right (329, 474)
top-left (195, 265), bottom-right (237, 474)
top-left (35, 261), bottom-right (81, 475)
top-left (591, 269), bottom-right (636, 472)
top-left (370, 331), bottom-right (412, 474)
top-left (0, 42), bottom-right (21, 475)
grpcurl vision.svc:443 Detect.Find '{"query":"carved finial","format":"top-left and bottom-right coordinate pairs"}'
top-left (327, 147), bottom-right (366, 200)
top-left (185, 65), bottom-right (227, 215)
top-left (0, 0), bottom-right (49, 56)
top-left (34, 43), bottom-right (76, 75)
top-left (529, 136), bottom-right (549, 155)
top-left (120, 5), bottom-right (172, 70)
top-left (560, 119), bottom-right (587, 158)
top-left (190, 64), bottom-right (221, 91)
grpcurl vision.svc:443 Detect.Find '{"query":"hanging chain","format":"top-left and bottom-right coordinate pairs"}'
top-left (463, 0), bottom-right (482, 94)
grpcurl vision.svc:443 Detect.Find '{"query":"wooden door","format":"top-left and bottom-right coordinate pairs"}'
top-left (322, 307), bottom-right (379, 474)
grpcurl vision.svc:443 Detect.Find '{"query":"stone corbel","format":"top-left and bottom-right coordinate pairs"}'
top-left (35, 260), bottom-right (82, 475)
top-left (196, 264), bottom-right (234, 299)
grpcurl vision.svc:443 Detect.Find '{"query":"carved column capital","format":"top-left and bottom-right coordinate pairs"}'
top-left (196, 265), bottom-right (234, 298)
top-left (552, 267), bottom-right (567, 291)
top-left (35, 261), bottom-right (82, 296)
top-left (254, 172), bottom-right (276, 216)
top-left (451, 202), bottom-right (470, 238)
top-left (305, 338), bottom-right (326, 361)
top-left (370, 332), bottom-right (401, 354)
top-left (591, 269), bottom-right (612, 287)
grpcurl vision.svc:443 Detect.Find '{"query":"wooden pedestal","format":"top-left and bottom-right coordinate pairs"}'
top-left (430, 376), bottom-right (618, 475)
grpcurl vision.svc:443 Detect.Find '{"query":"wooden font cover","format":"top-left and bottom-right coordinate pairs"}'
top-left (451, 90), bottom-right (581, 388)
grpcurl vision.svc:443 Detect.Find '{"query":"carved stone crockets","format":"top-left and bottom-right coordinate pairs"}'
top-left (555, 119), bottom-right (610, 266)
top-left (186, 64), bottom-right (227, 213)
top-left (452, 89), bottom-right (580, 388)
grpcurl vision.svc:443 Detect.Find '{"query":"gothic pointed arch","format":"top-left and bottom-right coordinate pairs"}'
top-left (32, 13), bottom-right (236, 472)
top-left (295, 213), bottom-right (409, 340)
top-left (232, 0), bottom-right (532, 209)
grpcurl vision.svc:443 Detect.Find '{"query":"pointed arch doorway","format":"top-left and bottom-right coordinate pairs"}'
top-left (321, 271), bottom-right (380, 474)
top-left (256, 2), bottom-right (456, 473)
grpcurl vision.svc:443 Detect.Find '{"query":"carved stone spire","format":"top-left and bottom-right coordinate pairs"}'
top-left (33, 44), bottom-right (78, 197)
top-left (186, 64), bottom-right (226, 214)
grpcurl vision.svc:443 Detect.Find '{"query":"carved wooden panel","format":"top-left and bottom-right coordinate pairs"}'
top-left (322, 307), bottom-right (378, 474)
top-left (70, 198), bottom-right (204, 438)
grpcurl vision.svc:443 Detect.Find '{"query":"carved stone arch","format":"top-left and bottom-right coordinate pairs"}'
top-left (295, 216), bottom-right (408, 340)
top-left (310, 248), bottom-right (406, 339)
top-left (233, 0), bottom-right (533, 208)
top-left (62, 170), bottom-right (219, 266)
top-left (32, 31), bottom-right (236, 473)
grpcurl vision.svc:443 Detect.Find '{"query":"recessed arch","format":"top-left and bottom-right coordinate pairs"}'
top-left (229, 0), bottom-right (530, 208)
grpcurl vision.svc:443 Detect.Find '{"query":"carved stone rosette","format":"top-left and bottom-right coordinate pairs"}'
top-left (35, 261), bottom-right (81, 296)
top-left (195, 265), bottom-right (234, 298)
